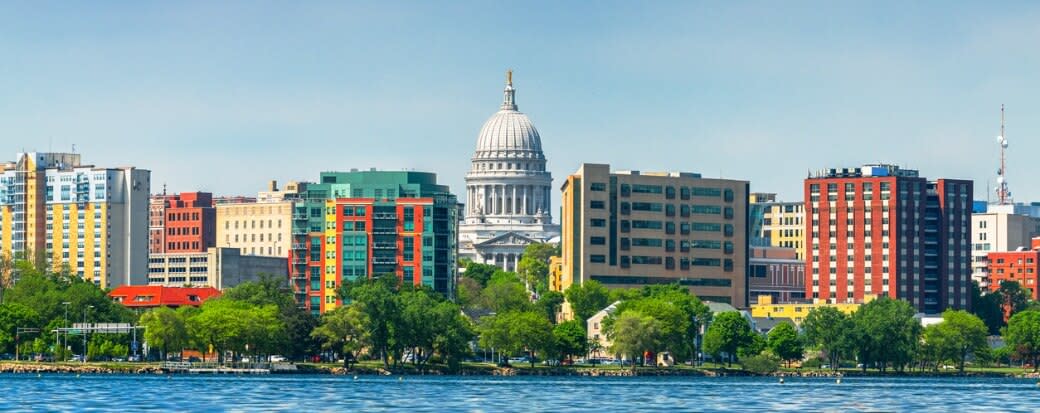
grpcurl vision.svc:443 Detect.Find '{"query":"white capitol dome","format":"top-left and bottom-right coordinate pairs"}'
top-left (459, 70), bottom-right (561, 271)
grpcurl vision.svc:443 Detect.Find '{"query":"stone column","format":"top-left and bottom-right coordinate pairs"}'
top-left (512, 185), bottom-right (518, 215)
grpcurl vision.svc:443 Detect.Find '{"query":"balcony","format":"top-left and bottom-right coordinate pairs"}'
top-left (373, 242), bottom-right (397, 249)
top-left (292, 258), bottom-right (308, 265)
top-left (373, 213), bottom-right (397, 220)
top-left (372, 227), bottom-right (396, 235)
top-left (372, 258), bottom-right (398, 265)
top-left (292, 214), bottom-right (309, 221)
top-left (291, 243), bottom-right (306, 250)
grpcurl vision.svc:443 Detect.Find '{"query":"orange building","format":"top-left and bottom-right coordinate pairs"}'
top-left (986, 237), bottom-right (1040, 300)
top-left (150, 192), bottom-right (216, 253)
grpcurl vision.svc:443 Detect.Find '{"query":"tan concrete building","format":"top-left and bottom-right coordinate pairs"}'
top-left (749, 193), bottom-right (806, 259)
top-left (214, 181), bottom-right (307, 258)
top-left (147, 247), bottom-right (288, 290)
top-left (557, 164), bottom-right (749, 307)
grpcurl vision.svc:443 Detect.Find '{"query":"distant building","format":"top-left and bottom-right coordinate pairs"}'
top-left (970, 211), bottom-right (1040, 288)
top-left (749, 193), bottom-right (806, 259)
top-left (290, 171), bottom-right (458, 314)
top-left (147, 247), bottom-right (287, 290)
top-left (109, 285), bottom-right (221, 310)
top-left (748, 247), bottom-right (805, 305)
top-left (149, 192), bottom-right (216, 254)
top-left (558, 163), bottom-right (749, 308)
top-left (750, 294), bottom-right (866, 325)
top-left (459, 71), bottom-right (560, 271)
top-left (805, 164), bottom-right (972, 313)
top-left (586, 301), bottom-right (621, 359)
top-left (0, 152), bottom-right (149, 287)
top-left (986, 237), bottom-right (1040, 300)
top-left (214, 181), bottom-right (307, 258)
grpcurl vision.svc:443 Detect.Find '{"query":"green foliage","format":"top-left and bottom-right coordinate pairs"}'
top-left (139, 306), bottom-right (187, 360)
top-left (552, 320), bottom-right (587, 362)
top-left (801, 306), bottom-right (853, 370)
top-left (971, 281), bottom-right (1005, 335)
top-left (463, 262), bottom-right (499, 287)
top-left (535, 291), bottom-right (564, 324)
top-left (222, 276), bottom-right (317, 360)
top-left (564, 280), bottom-right (610, 323)
top-left (738, 332), bottom-right (766, 359)
top-left (922, 310), bottom-right (988, 372)
top-left (478, 310), bottom-right (554, 367)
top-left (480, 272), bottom-right (532, 314)
top-left (0, 303), bottom-right (41, 353)
top-left (456, 276), bottom-right (484, 310)
top-left (851, 297), bottom-right (920, 372)
top-left (607, 310), bottom-right (662, 366)
top-left (341, 274), bottom-right (401, 368)
top-left (998, 281), bottom-right (1030, 319)
top-left (703, 311), bottom-right (752, 366)
top-left (517, 243), bottom-right (557, 292)
top-left (1005, 310), bottom-right (1040, 371)
top-left (767, 322), bottom-right (803, 367)
top-left (741, 352), bottom-right (780, 374)
top-left (311, 305), bottom-right (367, 368)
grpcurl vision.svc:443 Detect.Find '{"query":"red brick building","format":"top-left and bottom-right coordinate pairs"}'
top-left (986, 237), bottom-right (1040, 300)
top-left (151, 192), bottom-right (216, 253)
top-left (108, 285), bottom-right (222, 309)
top-left (805, 164), bottom-right (972, 314)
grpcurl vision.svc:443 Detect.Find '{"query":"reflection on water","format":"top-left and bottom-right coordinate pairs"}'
top-left (0, 374), bottom-right (1034, 412)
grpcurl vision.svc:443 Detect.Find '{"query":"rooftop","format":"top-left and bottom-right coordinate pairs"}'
top-left (108, 285), bottom-right (222, 308)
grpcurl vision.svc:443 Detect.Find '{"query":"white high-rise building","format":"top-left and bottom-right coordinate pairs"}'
top-left (459, 71), bottom-right (560, 271)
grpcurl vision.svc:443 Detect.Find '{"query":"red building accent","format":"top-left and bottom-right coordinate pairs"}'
top-left (108, 285), bottom-right (222, 309)
top-left (804, 165), bottom-right (972, 313)
top-left (160, 192), bottom-right (216, 253)
top-left (986, 239), bottom-right (1040, 301)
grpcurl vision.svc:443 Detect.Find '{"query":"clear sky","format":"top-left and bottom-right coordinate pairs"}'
top-left (3, 1), bottom-right (1039, 209)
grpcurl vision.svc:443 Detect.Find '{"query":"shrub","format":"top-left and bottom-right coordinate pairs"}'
top-left (741, 353), bottom-right (780, 374)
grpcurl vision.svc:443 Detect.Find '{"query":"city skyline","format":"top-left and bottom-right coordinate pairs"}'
top-left (4, 1), bottom-right (1040, 207)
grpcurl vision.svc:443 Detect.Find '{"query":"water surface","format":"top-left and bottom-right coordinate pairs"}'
top-left (0, 373), bottom-right (1035, 412)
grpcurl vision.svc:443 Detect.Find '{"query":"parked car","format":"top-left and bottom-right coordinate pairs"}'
top-left (128, 355), bottom-right (142, 362)
top-left (270, 355), bottom-right (287, 362)
top-left (71, 355), bottom-right (84, 362)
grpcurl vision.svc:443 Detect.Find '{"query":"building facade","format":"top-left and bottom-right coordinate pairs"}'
top-left (970, 211), bottom-right (1040, 287)
top-left (147, 247), bottom-right (288, 290)
top-left (150, 192), bottom-right (216, 254)
top-left (750, 294), bottom-right (865, 325)
top-left (459, 71), bottom-right (560, 271)
top-left (0, 152), bottom-right (149, 287)
top-left (986, 237), bottom-right (1040, 300)
top-left (805, 164), bottom-right (972, 314)
top-left (214, 181), bottom-right (306, 258)
top-left (558, 163), bottom-right (749, 307)
top-left (109, 285), bottom-right (222, 310)
top-left (749, 193), bottom-right (806, 259)
top-left (748, 247), bottom-right (805, 304)
top-left (290, 171), bottom-right (458, 314)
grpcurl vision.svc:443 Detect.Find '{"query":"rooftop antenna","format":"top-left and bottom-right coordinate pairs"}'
top-left (71, 144), bottom-right (76, 154)
top-left (996, 104), bottom-right (1011, 205)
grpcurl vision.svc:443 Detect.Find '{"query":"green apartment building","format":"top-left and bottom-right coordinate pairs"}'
top-left (289, 170), bottom-right (458, 314)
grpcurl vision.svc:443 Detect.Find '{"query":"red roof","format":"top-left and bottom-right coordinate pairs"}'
top-left (108, 285), bottom-right (222, 308)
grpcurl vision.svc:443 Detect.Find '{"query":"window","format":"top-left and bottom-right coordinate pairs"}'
top-left (590, 183), bottom-right (607, 191)
top-left (590, 218), bottom-right (606, 227)
top-left (590, 236), bottom-right (606, 245)
top-left (590, 255), bottom-right (606, 263)
top-left (590, 200), bottom-right (605, 209)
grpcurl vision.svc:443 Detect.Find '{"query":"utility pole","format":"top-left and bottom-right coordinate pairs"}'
top-left (62, 302), bottom-right (71, 361)
top-left (82, 305), bottom-right (94, 362)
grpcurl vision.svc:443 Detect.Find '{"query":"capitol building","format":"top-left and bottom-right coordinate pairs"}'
top-left (458, 71), bottom-right (561, 271)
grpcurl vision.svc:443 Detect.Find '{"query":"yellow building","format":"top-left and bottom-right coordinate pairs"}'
top-left (0, 152), bottom-right (150, 287)
top-left (750, 294), bottom-right (871, 324)
top-left (214, 181), bottom-right (306, 258)
top-left (750, 193), bottom-right (805, 260)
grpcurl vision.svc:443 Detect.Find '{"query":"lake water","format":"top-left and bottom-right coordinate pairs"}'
top-left (0, 373), bottom-right (1036, 412)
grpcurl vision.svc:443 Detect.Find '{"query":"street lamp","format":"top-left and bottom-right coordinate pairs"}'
top-left (82, 305), bottom-right (94, 363)
top-left (62, 302), bottom-right (71, 362)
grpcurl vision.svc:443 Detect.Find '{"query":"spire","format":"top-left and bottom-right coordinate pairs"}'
top-left (501, 69), bottom-right (517, 111)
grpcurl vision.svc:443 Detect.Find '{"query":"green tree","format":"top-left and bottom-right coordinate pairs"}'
top-left (463, 262), bottom-right (499, 287)
top-left (0, 303), bottom-right (41, 354)
top-left (738, 332), bottom-right (766, 359)
top-left (456, 276), bottom-right (484, 310)
top-left (703, 311), bottom-right (752, 366)
top-left (801, 307), bottom-right (853, 370)
top-left (339, 275), bottom-right (402, 369)
top-left (971, 281), bottom-right (1005, 335)
top-left (998, 281), bottom-right (1030, 320)
top-left (767, 322), bottom-right (803, 367)
top-left (517, 243), bottom-right (557, 292)
top-left (429, 301), bottom-right (475, 372)
top-left (552, 320), bottom-right (587, 362)
top-left (478, 310), bottom-right (554, 367)
top-left (223, 276), bottom-right (315, 361)
top-left (311, 305), bottom-right (367, 368)
top-left (481, 273), bottom-right (531, 314)
top-left (929, 309), bottom-right (988, 372)
top-left (535, 291), bottom-right (564, 324)
top-left (851, 297), bottom-right (920, 372)
top-left (1005, 310), bottom-right (1040, 371)
top-left (564, 280), bottom-right (610, 323)
top-left (139, 306), bottom-right (187, 361)
top-left (607, 310), bottom-right (662, 367)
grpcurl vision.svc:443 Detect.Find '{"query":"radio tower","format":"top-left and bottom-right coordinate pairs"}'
top-left (996, 104), bottom-right (1012, 205)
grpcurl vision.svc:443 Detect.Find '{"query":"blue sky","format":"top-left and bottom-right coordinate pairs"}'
top-left (3, 1), bottom-right (1040, 208)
